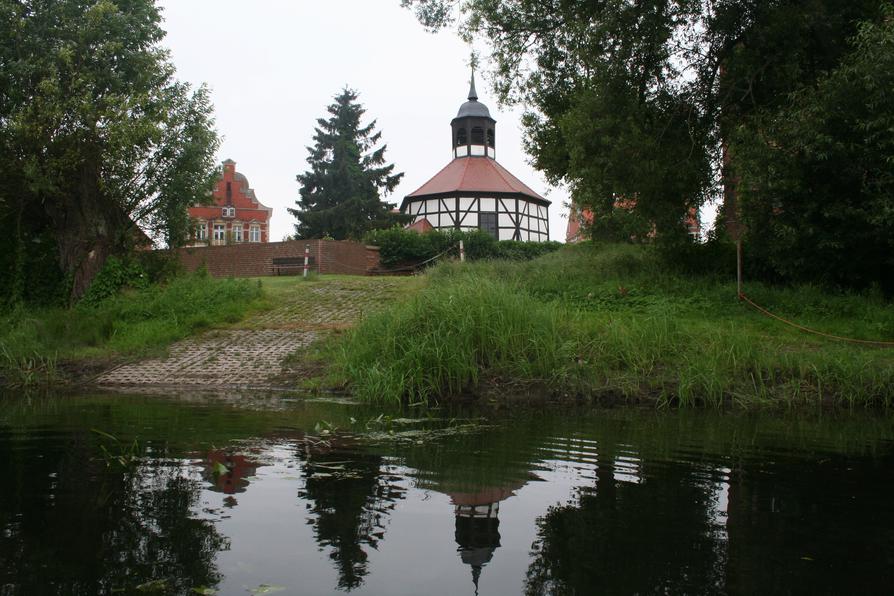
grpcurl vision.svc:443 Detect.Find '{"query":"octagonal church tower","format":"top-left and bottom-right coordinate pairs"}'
top-left (400, 74), bottom-right (550, 241)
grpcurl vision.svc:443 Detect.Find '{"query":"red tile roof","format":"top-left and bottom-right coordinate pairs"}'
top-left (404, 157), bottom-right (548, 204)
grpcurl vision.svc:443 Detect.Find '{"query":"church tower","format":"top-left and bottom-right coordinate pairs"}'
top-left (451, 72), bottom-right (496, 159)
top-left (401, 72), bottom-right (550, 242)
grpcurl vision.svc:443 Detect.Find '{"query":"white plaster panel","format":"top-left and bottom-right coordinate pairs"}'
top-left (425, 199), bottom-right (439, 213)
top-left (499, 228), bottom-right (514, 241)
top-left (463, 212), bottom-right (478, 227)
top-left (498, 213), bottom-right (515, 227)
top-left (456, 146), bottom-right (469, 157)
top-left (470, 145), bottom-right (486, 156)
top-left (479, 198), bottom-right (496, 211)
top-left (459, 197), bottom-right (475, 211)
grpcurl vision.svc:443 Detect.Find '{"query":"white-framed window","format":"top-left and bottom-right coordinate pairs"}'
top-left (222, 206), bottom-right (235, 218)
top-left (195, 221), bottom-right (207, 241)
top-left (213, 223), bottom-right (226, 244)
top-left (233, 223), bottom-right (243, 243)
top-left (249, 224), bottom-right (261, 243)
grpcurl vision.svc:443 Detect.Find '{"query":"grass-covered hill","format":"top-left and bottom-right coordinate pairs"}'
top-left (331, 243), bottom-right (894, 407)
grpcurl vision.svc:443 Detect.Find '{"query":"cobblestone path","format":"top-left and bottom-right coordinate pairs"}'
top-left (96, 277), bottom-right (411, 389)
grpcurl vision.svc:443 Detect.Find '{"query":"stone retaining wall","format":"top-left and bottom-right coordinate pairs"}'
top-left (175, 240), bottom-right (380, 277)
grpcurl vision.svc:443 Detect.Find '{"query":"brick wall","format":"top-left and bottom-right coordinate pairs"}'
top-left (175, 240), bottom-right (379, 277)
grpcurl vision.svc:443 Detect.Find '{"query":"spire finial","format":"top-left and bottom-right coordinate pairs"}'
top-left (467, 50), bottom-right (480, 101)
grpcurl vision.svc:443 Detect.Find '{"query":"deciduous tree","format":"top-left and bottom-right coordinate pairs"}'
top-left (0, 0), bottom-right (219, 302)
top-left (402, 0), bottom-right (892, 288)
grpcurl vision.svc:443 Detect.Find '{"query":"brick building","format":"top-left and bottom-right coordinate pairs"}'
top-left (188, 159), bottom-right (273, 246)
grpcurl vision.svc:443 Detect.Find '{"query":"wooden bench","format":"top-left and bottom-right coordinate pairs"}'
top-left (271, 256), bottom-right (314, 276)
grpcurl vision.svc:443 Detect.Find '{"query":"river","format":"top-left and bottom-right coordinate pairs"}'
top-left (1, 391), bottom-right (892, 595)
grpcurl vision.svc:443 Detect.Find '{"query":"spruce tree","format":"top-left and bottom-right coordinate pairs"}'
top-left (289, 88), bottom-right (405, 240)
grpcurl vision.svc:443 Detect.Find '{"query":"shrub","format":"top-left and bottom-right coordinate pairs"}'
top-left (364, 226), bottom-right (562, 269)
top-left (80, 256), bottom-right (150, 306)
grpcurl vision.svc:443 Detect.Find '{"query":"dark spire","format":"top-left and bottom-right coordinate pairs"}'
top-left (468, 69), bottom-right (478, 101)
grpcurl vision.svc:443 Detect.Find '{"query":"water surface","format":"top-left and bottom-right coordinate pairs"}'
top-left (1, 391), bottom-right (892, 595)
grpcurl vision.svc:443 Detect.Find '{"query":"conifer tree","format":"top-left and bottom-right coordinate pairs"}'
top-left (290, 88), bottom-right (405, 240)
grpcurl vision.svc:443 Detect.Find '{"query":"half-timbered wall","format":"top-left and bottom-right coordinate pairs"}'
top-left (405, 195), bottom-right (550, 242)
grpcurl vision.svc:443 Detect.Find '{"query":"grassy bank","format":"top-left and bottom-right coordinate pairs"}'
top-left (331, 243), bottom-right (894, 407)
top-left (0, 273), bottom-right (263, 386)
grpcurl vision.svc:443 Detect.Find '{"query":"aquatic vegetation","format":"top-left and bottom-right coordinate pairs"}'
top-left (92, 429), bottom-right (141, 470)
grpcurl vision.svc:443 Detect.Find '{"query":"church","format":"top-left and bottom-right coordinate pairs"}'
top-left (401, 75), bottom-right (550, 241)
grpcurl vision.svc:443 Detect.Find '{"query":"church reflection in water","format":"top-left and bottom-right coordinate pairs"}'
top-left (451, 486), bottom-right (516, 594)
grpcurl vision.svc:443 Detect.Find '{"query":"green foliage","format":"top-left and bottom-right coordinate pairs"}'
top-left (0, 0), bottom-right (220, 300)
top-left (364, 227), bottom-right (561, 269)
top-left (289, 88), bottom-right (406, 240)
top-left (402, 0), bottom-right (892, 289)
top-left (80, 256), bottom-right (150, 306)
top-left (0, 272), bottom-right (262, 383)
top-left (332, 243), bottom-right (894, 406)
top-left (732, 5), bottom-right (894, 292)
top-left (79, 252), bottom-right (181, 306)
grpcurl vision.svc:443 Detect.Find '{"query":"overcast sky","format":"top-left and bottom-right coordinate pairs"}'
top-left (156, 0), bottom-right (572, 242)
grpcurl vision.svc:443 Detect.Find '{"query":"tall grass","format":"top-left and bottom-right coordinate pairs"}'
top-left (333, 243), bottom-right (894, 407)
top-left (336, 274), bottom-right (578, 402)
top-left (0, 272), bottom-right (262, 385)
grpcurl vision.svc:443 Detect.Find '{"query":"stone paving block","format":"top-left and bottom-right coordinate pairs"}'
top-left (96, 278), bottom-right (406, 390)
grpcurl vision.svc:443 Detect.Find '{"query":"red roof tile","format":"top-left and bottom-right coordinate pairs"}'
top-left (404, 157), bottom-right (548, 204)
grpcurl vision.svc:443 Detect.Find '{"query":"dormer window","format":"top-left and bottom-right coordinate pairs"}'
top-left (222, 206), bottom-right (235, 218)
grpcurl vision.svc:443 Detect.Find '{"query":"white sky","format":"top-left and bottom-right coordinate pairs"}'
top-left (157, 0), bottom-right (572, 242)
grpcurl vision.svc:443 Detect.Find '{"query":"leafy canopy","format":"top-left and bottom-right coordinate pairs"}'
top-left (289, 88), bottom-right (405, 240)
top-left (402, 0), bottom-right (893, 289)
top-left (0, 0), bottom-right (219, 302)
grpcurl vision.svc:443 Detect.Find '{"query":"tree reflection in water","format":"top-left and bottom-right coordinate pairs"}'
top-left (0, 431), bottom-right (227, 594)
top-left (524, 446), bottom-right (725, 596)
top-left (296, 436), bottom-right (406, 591)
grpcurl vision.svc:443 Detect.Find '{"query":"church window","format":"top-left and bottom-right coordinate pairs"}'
top-left (471, 126), bottom-right (484, 145)
top-left (479, 212), bottom-right (497, 239)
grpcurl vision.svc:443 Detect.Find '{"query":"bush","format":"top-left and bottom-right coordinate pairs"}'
top-left (80, 256), bottom-right (150, 306)
top-left (364, 227), bottom-right (562, 269)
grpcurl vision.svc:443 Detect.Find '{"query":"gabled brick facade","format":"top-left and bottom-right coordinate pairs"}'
top-left (188, 159), bottom-right (273, 246)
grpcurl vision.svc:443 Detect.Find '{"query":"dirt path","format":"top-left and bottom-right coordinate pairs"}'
top-left (96, 276), bottom-right (413, 390)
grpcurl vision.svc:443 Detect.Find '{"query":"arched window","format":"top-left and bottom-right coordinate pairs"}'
top-left (486, 129), bottom-right (495, 148)
top-left (456, 128), bottom-right (467, 146)
top-left (471, 126), bottom-right (485, 145)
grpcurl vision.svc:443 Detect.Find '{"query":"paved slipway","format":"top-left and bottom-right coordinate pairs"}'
top-left (96, 277), bottom-right (411, 390)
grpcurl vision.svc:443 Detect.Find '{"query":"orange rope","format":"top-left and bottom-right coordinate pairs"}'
top-left (739, 292), bottom-right (894, 348)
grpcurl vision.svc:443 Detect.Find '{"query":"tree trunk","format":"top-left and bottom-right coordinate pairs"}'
top-left (43, 158), bottom-right (126, 303)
